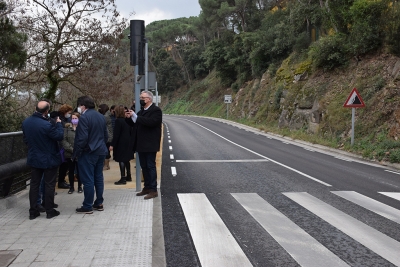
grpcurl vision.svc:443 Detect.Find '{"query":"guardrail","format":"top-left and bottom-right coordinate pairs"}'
top-left (0, 131), bottom-right (31, 198)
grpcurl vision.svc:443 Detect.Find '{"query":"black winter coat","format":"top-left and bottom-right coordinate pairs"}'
top-left (125, 103), bottom-right (162, 153)
top-left (111, 118), bottom-right (135, 162)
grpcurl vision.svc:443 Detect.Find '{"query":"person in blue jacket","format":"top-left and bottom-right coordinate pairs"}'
top-left (73, 96), bottom-right (108, 214)
top-left (22, 100), bottom-right (64, 220)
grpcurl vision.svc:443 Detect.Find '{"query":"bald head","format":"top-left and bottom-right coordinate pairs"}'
top-left (36, 101), bottom-right (50, 114)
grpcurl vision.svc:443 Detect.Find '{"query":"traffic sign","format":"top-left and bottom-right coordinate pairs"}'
top-left (224, 95), bottom-right (232, 103)
top-left (343, 88), bottom-right (365, 108)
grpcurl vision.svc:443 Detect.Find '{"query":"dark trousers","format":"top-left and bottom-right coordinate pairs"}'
top-left (138, 152), bottom-right (157, 192)
top-left (77, 153), bottom-right (106, 210)
top-left (118, 161), bottom-right (131, 177)
top-left (58, 161), bottom-right (69, 183)
top-left (29, 167), bottom-right (57, 214)
top-left (67, 158), bottom-right (81, 189)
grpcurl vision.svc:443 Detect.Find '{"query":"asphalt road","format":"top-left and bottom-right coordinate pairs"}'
top-left (160, 115), bottom-right (400, 267)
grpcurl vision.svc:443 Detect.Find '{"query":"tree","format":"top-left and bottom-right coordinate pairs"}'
top-left (0, 1), bottom-right (27, 72)
top-left (10, 0), bottom-right (128, 102)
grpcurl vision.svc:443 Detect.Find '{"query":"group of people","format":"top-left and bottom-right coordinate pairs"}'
top-left (22, 91), bottom-right (162, 220)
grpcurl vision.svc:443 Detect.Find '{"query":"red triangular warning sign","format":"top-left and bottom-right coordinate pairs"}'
top-left (343, 88), bottom-right (365, 108)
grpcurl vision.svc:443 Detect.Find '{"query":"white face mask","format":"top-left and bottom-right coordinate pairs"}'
top-left (77, 107), bottom-right (82, 114)
top-left (65, 113), bottom-right (71, 118)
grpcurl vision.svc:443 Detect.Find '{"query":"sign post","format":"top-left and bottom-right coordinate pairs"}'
top-left (224, 95), bottom-right (232, 119)
top-left (343, 88), bottom-right (365, 146)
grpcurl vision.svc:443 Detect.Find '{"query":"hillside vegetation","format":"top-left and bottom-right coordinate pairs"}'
top-left (145, 0), bottom-right (400, 163)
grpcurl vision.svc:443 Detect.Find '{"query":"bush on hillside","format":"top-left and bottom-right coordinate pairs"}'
top-left (308, 33), bottom-right (348, 71)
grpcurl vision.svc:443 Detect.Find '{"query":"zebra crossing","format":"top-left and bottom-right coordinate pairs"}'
top-left (177, 191), bottom-right (400, 267)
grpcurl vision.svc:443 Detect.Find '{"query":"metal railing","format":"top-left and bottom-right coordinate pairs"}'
top-left (0, 131), bottom-right (31, 198)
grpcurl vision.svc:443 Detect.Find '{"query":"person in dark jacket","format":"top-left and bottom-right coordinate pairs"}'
top-left (110, 105), bottom-right (134, 185)
top-left (61, 113), bottom-right (82, 194)
top-left (22, 100), bottom-right (64, 220)
top-left (125, 91), bottom-right (162, 199)
top-left (98, 104), bottom-right (113, 170)
top-left (57, 104), bottom-right (73, 188)
top-left (73, 96), bottom-right (108, 214)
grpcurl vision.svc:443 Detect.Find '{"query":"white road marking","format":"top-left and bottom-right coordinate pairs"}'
top-left (334, 156), bottom-right (352, 162)
top-left (176, 159), bottom-right (269, 163)
top-left (178, 193), bottom-right (252, 267)
top-left (170, 154), bottom-right (174, 160)
top-left (385, 170), bottom-right (400, 175)
top-left (168, 140), bottom-right (171, 143)
top-left (332, 191), bottom-right (400, 224)
top-left (303, 148), bottom-right (315, 152)
top-left (185, 119), bottom-right (331, 187)
top-left (284, 192), bottom-right (400, 266)
top-left (169, 146), bottom-right (173, 151)
top-left (232, 193), bottom-right (349, 267)
top-left (171, 167), bottom-right (177, 176)
top-left (379, 192), bottom-right (400, 201)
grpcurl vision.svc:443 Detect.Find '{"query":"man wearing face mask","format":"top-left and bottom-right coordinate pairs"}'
top-left (73, 96), bottom-right (108, 213)
top-left (125, 91), bottom-right (162, 199)
top-left (22, 100), bottom-right (64, 220)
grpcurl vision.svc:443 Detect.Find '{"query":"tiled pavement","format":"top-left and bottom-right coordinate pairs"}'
top-left (0, 156), bottom-right (166, 267)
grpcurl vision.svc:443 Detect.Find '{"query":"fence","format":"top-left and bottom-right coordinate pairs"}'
top-left (0, 131), bottom-right (31, 198)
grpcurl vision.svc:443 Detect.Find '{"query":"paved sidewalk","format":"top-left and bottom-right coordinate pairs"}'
top-left (0, 156), bottom-right (165, 267)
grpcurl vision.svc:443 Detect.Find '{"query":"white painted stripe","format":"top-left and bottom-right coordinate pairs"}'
top-left (168, 140), bottom-right (171, 143)
top-left (169, 146), bottom-right (173, 150)
top-left (178, 194), bottom-right (252, 267)
top-left (168, 136), bottom-right (170, 139)
top-left (303, 148), bottom-right (315, 152)
top-left (171, 167), bottom-right (177, 176)
top-left (385, 170), bottom-right (400, 175)
top-left (334, 156), bottom-right (352, 162)
top-left (170, 154), bottom-right (174, 160)
top-left (185, 119), bottom-right (331, 187)
top-left (332, 191), bottom-right (400, 224)
top-left (176, 159), bottom-right (269, 163)
top-left (284, 192), bottom-right (400, 266)
top-left (379, 192), bottom-right (400, 201)
top-left (232, 193), bottom-right (349, 267)
top-left (282, 142), bottom-right (290, 144)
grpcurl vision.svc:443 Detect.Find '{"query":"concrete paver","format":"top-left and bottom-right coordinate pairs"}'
top-left (0, 154), bottom-right (165, 267)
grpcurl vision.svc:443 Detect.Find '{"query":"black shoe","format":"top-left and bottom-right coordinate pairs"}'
top-left (114, 178), bottom-right (126, 185)
top-left (37, 204), bottom-right (46, 213)
top-left (93, 204), bottom-right (104, 211)
top-left (29, 212), bottom-right (40, 220)
top-left (58, 182), bottom-right (70, 189)
top-left (76, 207), bottom-right (93, 214)
top-left (78, 187), bottom-right (83, 193)
top-left (68, 188), bottom-right (74, 194)
top-left (126, 175), bottom-right (132, 182)
top-left (46, 209), bottom-right (60, 219)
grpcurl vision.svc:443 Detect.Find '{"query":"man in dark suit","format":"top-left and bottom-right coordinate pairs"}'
top-left (22, 100), bottom-right (64, 219)
top-left (126, 91), bottom-right (162, 199)
top-left (73, 96), bottom-right (108, 213)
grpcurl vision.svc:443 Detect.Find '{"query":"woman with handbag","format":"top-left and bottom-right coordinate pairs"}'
top-left (61, 112), bottom-right (83, 194)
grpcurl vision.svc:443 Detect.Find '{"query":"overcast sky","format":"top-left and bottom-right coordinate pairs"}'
top-left (115, 0), bottom-right (202, 25)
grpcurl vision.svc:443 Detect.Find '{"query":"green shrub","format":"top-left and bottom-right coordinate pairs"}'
top-left (308, 33), bottom-right (348, 71)
top-left (347, 0), bottom-right (386, 56)
top-left (385, 2), bottom-right (400, 56)
top-left (389, 149), bottom-right (400, 163)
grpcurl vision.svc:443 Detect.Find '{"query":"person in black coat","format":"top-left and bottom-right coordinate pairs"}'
top-left (125, 91), bottom-right (162, 199)
top-left (110, 105), bottom-right (135, 185)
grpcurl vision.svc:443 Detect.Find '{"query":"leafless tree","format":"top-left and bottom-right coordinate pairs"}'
top-left (8, 0), bottom-right (129, 102)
